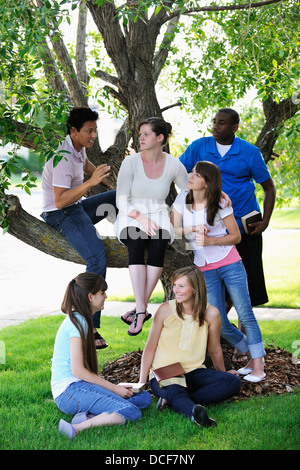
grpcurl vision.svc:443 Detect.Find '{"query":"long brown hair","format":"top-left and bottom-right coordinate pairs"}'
top-left (172, 266), bottom-right (207, 326)
top-left (186, 161), bottom-right (222, 226)
top-left (61, 273), bottom-right (107, 375)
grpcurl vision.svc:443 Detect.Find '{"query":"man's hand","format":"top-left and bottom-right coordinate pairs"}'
top-left (89, 164), bottom-right (111, 187)
top-left (221, 191), bottom-right (232, 208)
top-left (248, 219), bottom-right (269, 236)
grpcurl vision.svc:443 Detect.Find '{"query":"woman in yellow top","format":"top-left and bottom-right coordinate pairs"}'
top-left (139, 266), bottom-right (241, 427)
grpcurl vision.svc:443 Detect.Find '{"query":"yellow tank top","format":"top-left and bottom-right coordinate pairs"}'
top-left (150, 299), bottom-right (208, 384)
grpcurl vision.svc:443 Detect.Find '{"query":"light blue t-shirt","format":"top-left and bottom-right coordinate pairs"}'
top-left (51, 313), bottom-right (88, 399)
top-left (179, 136), bottom-right (271, 232)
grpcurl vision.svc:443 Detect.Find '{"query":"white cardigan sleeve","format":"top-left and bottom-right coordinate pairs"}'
top-left (174, 159), bottom-right (189, 191)
top-left (116, 156), bottom-right (137, 215)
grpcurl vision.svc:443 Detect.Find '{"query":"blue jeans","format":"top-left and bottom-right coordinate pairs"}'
top-left (41, 191), bottom-right (116, 327)
top-left (203, 261), bottom-right (265, 359)
top-left (150, 368), bottom-right (241, 419)
top-left (55, 381), bottom-right (152, 423)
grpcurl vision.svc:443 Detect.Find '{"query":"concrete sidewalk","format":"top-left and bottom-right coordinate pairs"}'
top-left (0, 300), bottom-right (299, 331)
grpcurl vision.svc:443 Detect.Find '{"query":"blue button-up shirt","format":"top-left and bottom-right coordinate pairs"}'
top-left (179, 136), bottom-right (270, 232)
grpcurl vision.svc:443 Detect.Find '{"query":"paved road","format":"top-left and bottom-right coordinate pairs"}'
top-left (0, 190), bottom-right (299, 331)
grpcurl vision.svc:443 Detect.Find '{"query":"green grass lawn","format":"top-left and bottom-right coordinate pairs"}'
top-left (262, 229), bottom-right (300, 308)
top-left (0, 315), bottom-right (299, 450)
top-left (262, 207), bottom-right (300, 308)
top-left (270, 207), bottom-right (300, 229)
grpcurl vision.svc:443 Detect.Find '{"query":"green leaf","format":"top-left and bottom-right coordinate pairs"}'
top-left (24, 186), bottom-right (31, 195)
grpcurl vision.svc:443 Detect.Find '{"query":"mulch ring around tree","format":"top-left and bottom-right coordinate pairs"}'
top-left (100, 341), bottom-right (300, 401)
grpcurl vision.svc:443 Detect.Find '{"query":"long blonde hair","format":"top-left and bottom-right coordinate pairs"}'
top-left (172, 266), bottom-right (207, 326)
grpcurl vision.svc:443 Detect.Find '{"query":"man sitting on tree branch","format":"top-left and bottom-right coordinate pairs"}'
top-left (41, 107), bottom-right (116, 349)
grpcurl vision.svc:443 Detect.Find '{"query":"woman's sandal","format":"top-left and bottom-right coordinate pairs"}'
top-left (127, 311), bottom-right (152, 336)
top-left (121, 308), bottom-right (152, 326)
top-left (232, 352), bottom-right (249, 363)
top-left (94, 331), bottom-right (108, 350)
top-left (121, 308), bottom-right (136, 325)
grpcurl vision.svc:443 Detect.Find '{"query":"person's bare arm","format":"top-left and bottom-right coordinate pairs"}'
top-left (139, 303), bottom-right (169, 383)
top-left (70, 337), bottom-right (133, 398)
top-left (206, 306), bottom-right (238, 375)
top-left (54, 164), bottom-right (110, 210)
top-left (248, 177), bottom-right (276, 235)
top-left (201, 213), bottom-right (241, 247)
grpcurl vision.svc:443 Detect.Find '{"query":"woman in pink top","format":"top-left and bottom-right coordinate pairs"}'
top-left (172, 161), bottom-right (266, 383)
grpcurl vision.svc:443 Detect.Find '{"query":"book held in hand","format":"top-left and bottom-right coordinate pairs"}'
top-left (241, 210), bottom-right (262, 234)
top-left (153, 362), bottom-right (185, 383)
top-left (117, 382), bottom-right (146, 393)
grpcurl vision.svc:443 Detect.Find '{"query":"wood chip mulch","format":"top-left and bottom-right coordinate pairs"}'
top-left (100, 340), bottom-right (299, 401)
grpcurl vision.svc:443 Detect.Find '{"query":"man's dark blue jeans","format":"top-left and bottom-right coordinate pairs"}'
top-left (41, 190), bottom-right (116, 327)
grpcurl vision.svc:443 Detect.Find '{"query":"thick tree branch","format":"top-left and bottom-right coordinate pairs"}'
top-left (0, 120), bottom-right (62, 151)
top-left (38, 40), bottom-right (72, 102)
top-left (87, 0), bottom-right (130, 80)
top-left (255, 95), bottom-right (299, 162)
top-left (51, 34), bottom-right (88, 107)
top-left (95, 70), bottom-right (120, 88)
top-left (5, 194), bottom-right (127, 266)
top-left (165, 0), bottom-right (284, 23)
top-left (4, 194), bottom-right (193, 279)
top-left (76, 0), bottom-right (90, 94)
top-left (153, 14), bottom-right (180, 83)
top-left (103, 85), bottom-right (129, 109)
top-left (161, 101), bottom-right (182, 113)
top-left (35, 0), bottom-right (88, 106)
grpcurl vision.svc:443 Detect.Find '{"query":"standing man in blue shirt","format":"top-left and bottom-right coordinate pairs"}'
top-left (179, 108), bottom-right (276, 353)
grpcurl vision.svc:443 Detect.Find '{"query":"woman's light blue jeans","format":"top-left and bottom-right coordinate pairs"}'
top-left (203, 261), bottom-right (265, 359)
top-left (41, 190), bottom-right (116, 328)
top-left (55, 381), bottom-right (152, 423)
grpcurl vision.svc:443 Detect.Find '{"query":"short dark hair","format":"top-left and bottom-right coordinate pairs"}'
top-left (138, 116), bottom-right (172, 146)
top-left (66, 107), bottom-right (99, 134)
top-left (217, 108), bottom-right (240, 125)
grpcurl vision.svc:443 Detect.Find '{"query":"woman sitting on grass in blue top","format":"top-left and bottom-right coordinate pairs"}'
top-left (51, 272), bottom-right (152, 439)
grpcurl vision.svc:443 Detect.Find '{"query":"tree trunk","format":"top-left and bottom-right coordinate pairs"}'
top-left (87, 0), bottom-right (164, 150)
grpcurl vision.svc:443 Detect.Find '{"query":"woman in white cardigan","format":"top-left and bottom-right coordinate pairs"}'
top-left (115, 117), bottom-right (188, 336)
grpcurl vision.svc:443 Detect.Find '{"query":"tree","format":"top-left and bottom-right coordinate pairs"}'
top-left (168, 0), bottom-right (299, 158)
top-left (0, 0), bottom-right (299, 297)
